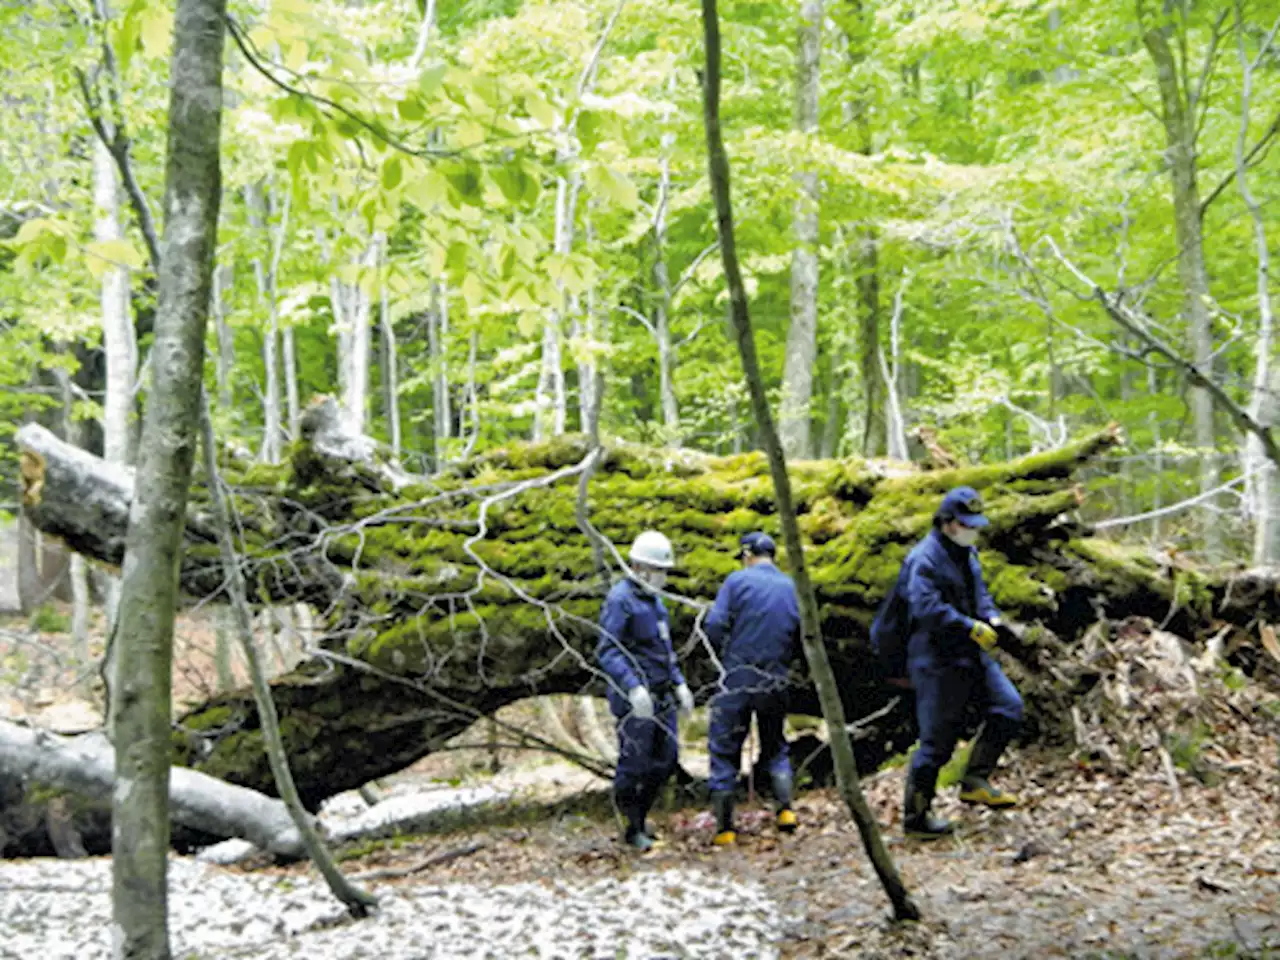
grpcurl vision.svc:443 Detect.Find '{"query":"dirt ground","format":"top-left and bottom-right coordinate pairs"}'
top-left (3, 602), bottom-right (1278, 957)
top-left (313, 747), bottom-right (1279, 959)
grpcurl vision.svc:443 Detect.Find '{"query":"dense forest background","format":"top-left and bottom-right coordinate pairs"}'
top-left (3, 0), bottom-right (1279, 581)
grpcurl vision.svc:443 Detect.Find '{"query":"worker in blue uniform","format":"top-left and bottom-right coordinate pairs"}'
top-left (704, 532), bottom-right (802, 845)
top-left (596, 530), bottom-right (695, 851)
top-left (900, 486), bottom-right (1024, 839)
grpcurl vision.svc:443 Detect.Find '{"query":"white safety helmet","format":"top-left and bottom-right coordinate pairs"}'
top-left (629, 530), bottom-right (675, 570)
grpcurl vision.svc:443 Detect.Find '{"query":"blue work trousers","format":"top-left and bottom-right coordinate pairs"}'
top-left (708, 681), bottom-right (790, 793)
top-left (907, 651), bottom-right (1023, 777)
top-left (608, 690), bottom-right (679, 799)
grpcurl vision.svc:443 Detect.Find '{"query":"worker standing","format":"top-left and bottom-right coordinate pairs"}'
top-left (895, 486), bottom-right (1024, 839)
top-left (596, 530), bottom-right (695, 851)
top-left (704, 532), bottom-right (802, 845)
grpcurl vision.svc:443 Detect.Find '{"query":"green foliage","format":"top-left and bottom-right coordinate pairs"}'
top-left (1, 0), bottom-right (1279, 563)
top-left (28, 603), bottom-right (71, 634)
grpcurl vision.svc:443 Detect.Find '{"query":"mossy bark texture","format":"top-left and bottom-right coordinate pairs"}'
top-left (20, 397), bottom-right (1273, 833)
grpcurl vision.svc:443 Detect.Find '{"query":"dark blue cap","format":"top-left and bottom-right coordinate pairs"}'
top-left (740, 531), bottom-right (777, 556)
top-left (938, 486), bottom-right (989, 528)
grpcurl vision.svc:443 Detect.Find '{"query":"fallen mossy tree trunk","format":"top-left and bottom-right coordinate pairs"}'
top-left (13, 401), bottom-right (1279, 854)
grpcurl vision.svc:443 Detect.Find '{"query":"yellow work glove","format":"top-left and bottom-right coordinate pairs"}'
top-left (970, 620), bottom-right (998, 652)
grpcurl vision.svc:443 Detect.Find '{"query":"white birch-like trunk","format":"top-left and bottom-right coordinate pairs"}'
top-left (779, 0), bottom-right (823, 460)
top-left (282, 325), bottom-right (300, 440)
top-left (435, 285), bottom-right (451, 443)
top-left (212, 263), bottom-right (234, 409)
top-left (653, 133), bottom-right (680, 440)
top-left (94, 140), bottom-right (135, 467)
top-left (1235, 14), bottom-right (1280, 563)
top-left (379, 267), bottom-right (401, 458)
top-left (339, 239), bottom-right (377, 435)
top-left (535, 177), bottom-right (575, 440)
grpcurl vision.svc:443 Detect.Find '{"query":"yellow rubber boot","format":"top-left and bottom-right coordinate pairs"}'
top-left (776, 808), bottom-right (798, 834)
top-left (711, 790), bottom-right (736, 847)
top-left (713, 830), bottom-right (737, 846)
top-left (958, 777), bottom-right (1019, 808)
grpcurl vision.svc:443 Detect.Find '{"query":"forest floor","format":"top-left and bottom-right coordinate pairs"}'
top-left (0, 605), bottom-right (1278, 958)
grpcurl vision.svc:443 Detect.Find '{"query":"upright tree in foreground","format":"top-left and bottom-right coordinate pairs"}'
top-left (108, 0), bottom-right (226, 955)
top-left (698, 0), bottom-right (919, 922)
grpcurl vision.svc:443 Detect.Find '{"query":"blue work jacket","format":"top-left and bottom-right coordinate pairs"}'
top-left (705, 563), bottom-right (801, 682)
top-left (904, 529), bottom-right (1000, 667)
top-left (596, 577), bottom-right (686, 696)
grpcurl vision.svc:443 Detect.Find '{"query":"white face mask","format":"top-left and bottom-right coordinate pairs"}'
top-left (946, 526), bottom-right (980, 548)
top-left (636, 568), bottom-right (667, 591)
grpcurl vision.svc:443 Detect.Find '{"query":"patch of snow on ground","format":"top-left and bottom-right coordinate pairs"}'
top-left (0, 856), bottom-right (783, 959)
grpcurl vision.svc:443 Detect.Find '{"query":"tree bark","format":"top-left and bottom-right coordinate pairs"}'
top-left (1143, 22), bottom-right (1220, 556)
top-left (654, 134), bottom-right (681, 440)
top-left (535, 178), bottom-right (575, 440)
top-left (94, 138), bottom-right (135, 468)
top-left (0, 720), bottom-right (304, 858)
top-left (283, 325), bottom-right (300, 441)
top-left (212, 263), bottom-right (234, 410)
top-left (247, 183), bottom-right (289, 464)
top-left (698, 0), bottom-right (918, 919)
top-left (779, 0), bottom-right (823, 461)
top-left (1234, 7), bottom-right (1280, 564)
top-left (857, 233), bottom-right (884, 456)
top-left (379, 268), bottom-right (402, 458)
top-left (109, 0), bottom-right (225, 954)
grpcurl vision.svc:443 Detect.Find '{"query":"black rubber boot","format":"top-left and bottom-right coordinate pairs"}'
top-left (959, 716), bottom-right (1020, 808)
top-left (770, 771), bottom-right (797, 833)
top-left (616, 788), bottom-right (654, 851)
top-left (711, 790), bottom-right (736, 846)
top-left (903, 766), bottom-right (953, 840)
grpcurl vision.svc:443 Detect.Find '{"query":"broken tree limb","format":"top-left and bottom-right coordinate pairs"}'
top-left (0, 720), bottom-right (305, 858)
top-left (200, 401), bottom-right (377, 915)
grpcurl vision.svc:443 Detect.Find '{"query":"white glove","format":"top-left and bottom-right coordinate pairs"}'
top-left (675, 683), bottom-right (695, 719)
top-left (628, 685), bottom-right (655, 720)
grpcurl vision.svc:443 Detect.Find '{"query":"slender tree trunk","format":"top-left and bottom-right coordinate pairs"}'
top-left (535, 177), bottom-right (576, 440)
top-left (56, 368), bottom-right (92, 663)
top-left (214, 608), bottom-right (235, 691)
top-left (699, 0), bottom-right (918, 921)
top-left (1235, 8), bottom-right (1280, 564)
top-left (434, 285), bottom-right (451, 445)
top-left (653, 134), bottom-right (680, 440)
top-left (282, 325), bottom-right (300, 440)
top-left (1143, 24), bottom-right (1220, 555)
top-left (200, 404), bottom-right (377, 915)
top-left (1149, 364), bottom-right (1165, 543)
top-left (94, 139), bottom-right (135, 467)
top-left (212, 263), bottom-right (233, 409)
top-left (246, 182), bottom-right (280, 463)
top-left (110, 0), bottom-right (225, 956)
top-left (343, 240), bottom-right (376, 435)
top-left (379, 269), bottom-right (401, 458)
top-left (779, 0), bottom-right (823, 460)
top-left (93, 136), bottom-right (135, 624)
top-left (857, 233), bottom-right (883, 456)
top-left (819, 344), bottom-right (843, 459)
top-left (427, 294), bottom-right (443, 462)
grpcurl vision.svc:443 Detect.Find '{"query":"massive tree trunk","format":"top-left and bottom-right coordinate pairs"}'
top-left (108, 0), bottom-right (225, 953)
top-left (779, 0), bottom-right (823, 461)
top-left (22, 397), bottom-right (1279, 837)
top-left (1143, 22), bottom-right (1220, 555)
